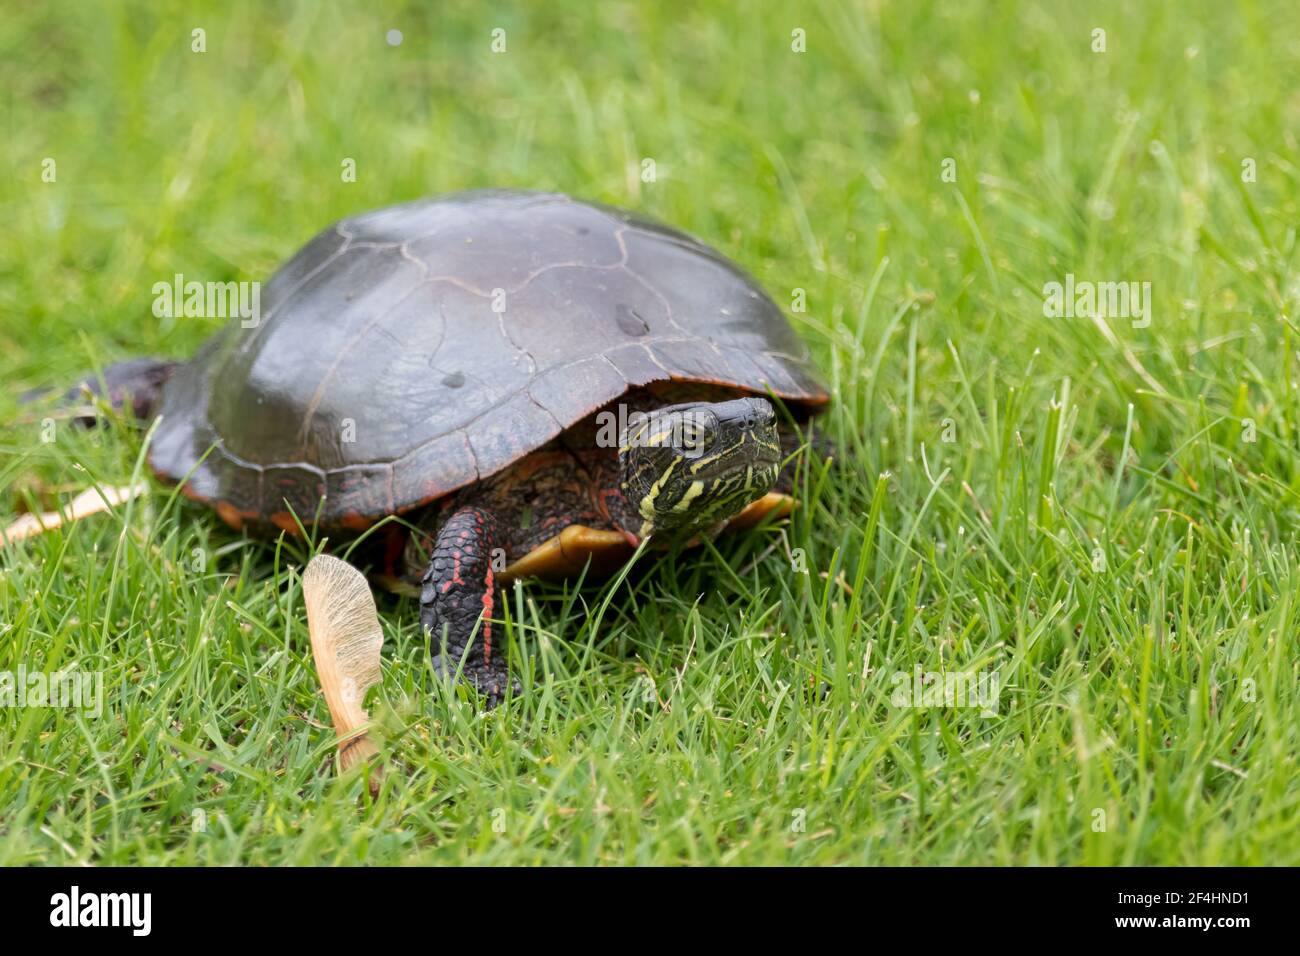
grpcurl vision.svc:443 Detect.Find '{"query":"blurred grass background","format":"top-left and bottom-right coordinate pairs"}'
top-left (1, 0), bottom-right (1299, 864)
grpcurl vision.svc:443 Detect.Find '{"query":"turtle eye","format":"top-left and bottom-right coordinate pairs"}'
top-left (678, 417), bottom-right (705, 457)
top-left (675, 408), bottom-right (718, 459)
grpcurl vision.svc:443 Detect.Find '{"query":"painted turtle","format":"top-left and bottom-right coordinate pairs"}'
top-left (70, 190), bottom-right (830, 702)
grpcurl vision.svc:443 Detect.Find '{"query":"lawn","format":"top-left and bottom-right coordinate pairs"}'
top-left (1, 0), bottom-right (1298, 865)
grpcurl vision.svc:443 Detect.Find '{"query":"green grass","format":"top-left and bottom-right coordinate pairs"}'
top-left (2, 0), bottom-right (1299, 865)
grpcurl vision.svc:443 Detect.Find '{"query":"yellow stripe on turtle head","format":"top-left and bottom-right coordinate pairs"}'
top-left (637, 457), bottom-right (681, 519)
top-left (671, 480), bottom-right (706, 513)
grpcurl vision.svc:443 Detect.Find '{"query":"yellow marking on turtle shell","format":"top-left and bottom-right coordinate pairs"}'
top-left (496, 496), bottom-right (800, 584)
top-left (723, 492), bottom-right (796, 533)
top-left (498, 525), bottom-right (634, 584)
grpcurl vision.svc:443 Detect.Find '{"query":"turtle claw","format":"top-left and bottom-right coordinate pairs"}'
top-left (431, 654), bottom-right (519, 708)
top-left (475, 669), bottom-right (522, 709)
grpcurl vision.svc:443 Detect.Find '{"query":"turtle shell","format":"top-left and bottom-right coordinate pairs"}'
top-left (149, 190), bottom-right (828, 531)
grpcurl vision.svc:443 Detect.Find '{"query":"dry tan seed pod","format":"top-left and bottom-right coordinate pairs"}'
top-left (303, 554), bottom-right (385, 791)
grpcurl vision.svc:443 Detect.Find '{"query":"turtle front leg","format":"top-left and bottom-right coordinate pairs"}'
top-left (418, 505), bottom-right (517, 706)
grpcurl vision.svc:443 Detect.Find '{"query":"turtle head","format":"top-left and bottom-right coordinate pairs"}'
top-left (618, 396), bottom-right (781, 540)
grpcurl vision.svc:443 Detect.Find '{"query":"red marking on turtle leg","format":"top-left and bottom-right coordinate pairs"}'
top-left (596, 486), bottom-right (640, 545)
top-left (419, 505), bottom-right (511, 704)
top-left (440, 548), bottom-right (466, 592)
top-left (481, 566), bottom-right (495, 663)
